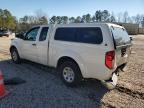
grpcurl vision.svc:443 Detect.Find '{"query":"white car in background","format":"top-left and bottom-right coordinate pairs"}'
top-left (0, 29), bottom-right (12, 37)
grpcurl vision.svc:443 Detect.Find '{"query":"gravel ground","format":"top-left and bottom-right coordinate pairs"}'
top-left (0, 35), bottom-right (144, 108)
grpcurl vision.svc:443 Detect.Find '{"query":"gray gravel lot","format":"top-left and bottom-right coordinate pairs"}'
top-left (0, 59), bottom-right (108, 108)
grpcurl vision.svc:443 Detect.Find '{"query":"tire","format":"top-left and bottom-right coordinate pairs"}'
top-left (11, 48), bottom-right (21, 64)
top-left (59, 61), bottom-right (82, 87)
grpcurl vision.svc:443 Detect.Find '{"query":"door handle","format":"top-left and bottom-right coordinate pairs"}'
top-left (32, 43), bottom-right (36, 46)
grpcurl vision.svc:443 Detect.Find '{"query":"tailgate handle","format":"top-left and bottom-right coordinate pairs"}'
top-left (32, 43), bottom-right (36, 46)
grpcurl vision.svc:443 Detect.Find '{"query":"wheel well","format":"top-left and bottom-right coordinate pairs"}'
top-left (10, 46), bottom-right (16, 52)
top-left (57, 56), bottom-right (83, 77)
top-left (57, 57), bottom-right (80, 70)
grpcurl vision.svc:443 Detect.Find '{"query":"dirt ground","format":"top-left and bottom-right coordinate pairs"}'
top-left (0, 35), bottom-right (144, 108)
top-left (102, 35), bottom-right (144, 108)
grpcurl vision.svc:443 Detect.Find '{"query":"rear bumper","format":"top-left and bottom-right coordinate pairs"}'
top-left (101, 73), bottom-right (118, 89)
top-left (101, 63), bottom-right (127, 89)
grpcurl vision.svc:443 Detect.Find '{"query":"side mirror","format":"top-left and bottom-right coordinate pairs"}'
top-left (16, 33), bottom-right (25, 39)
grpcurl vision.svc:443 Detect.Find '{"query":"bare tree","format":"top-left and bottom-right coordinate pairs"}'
top-left (135, 14), bottom-right (142, 24)
top-left (141, 17), bottom-right (144, 27)
top-left (123, 11), bottom-right (129, 23)
top-left (35, 9), bottom-right (48, 24)
top-left (117, 12), bottom-right (123, 22)
top-left (110, 12), bottom-right (116, 22)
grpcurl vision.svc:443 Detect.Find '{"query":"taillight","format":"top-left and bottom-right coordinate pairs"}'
top-left (105, 51), bottom-right (115, 69)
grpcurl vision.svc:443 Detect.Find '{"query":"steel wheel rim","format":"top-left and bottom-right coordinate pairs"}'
top-left (63, 67), bottom-right (75, 83)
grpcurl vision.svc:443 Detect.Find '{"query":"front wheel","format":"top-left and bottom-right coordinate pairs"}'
top-left (59, 61), bottom-right (82, 87)
top-left (11, 48), bottom-right (21, 64)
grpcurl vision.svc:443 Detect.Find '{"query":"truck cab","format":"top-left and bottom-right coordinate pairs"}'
top-left (10, 25), bottom-right (51, 65)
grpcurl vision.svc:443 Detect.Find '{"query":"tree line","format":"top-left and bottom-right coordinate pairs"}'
top-left (0, 9), bottom-right (144, 32)
top-left (0, 9), bottom-right (16, 30)
top-left (50, 10), bottom-right (144, 25)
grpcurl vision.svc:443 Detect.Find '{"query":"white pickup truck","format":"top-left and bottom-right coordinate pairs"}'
top-left (10, 23), bottom-right (132, 89)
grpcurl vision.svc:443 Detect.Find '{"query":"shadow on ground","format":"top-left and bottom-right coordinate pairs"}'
top-left (0, 59), bottom-right (109, 108)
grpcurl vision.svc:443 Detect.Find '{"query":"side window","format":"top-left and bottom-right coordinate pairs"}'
top-left (76, 27), bottom-right (103, 44)
top-left (39, 27), bottom-right (49, 41)
top-left (54, 28), bottom-right (76, 42)
top-left (25, 27), bottom-right (40, 41)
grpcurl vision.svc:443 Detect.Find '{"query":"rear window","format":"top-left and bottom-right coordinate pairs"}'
top-left (54, 27), bottom-right (103, 44)
top-left (111, 27), bottom-right (131, 46)
top-left (76, 27), bottom-right (103, 44)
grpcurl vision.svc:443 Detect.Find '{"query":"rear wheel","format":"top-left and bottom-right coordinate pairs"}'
top-left (11, 48), bottom-right (21, 64)
top-left (59, 61), bottom-right (82, 87)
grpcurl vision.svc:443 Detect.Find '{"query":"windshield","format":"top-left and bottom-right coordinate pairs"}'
top-left (111, 27), bottom-right (131, 46)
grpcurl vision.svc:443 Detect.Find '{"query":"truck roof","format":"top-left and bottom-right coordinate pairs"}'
top-left (106, 23), bottom-right (124, 29)
top-left (34, 22), bottom-right (124, 28)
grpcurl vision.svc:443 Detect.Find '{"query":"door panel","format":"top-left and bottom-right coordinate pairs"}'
top-left (21, 27), bottom-right (40, 62)
top-left (36, 27), bottom-right (49, 65)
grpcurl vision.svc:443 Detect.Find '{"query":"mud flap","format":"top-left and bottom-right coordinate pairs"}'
top-left (101, 73), bottom-right (118, 90)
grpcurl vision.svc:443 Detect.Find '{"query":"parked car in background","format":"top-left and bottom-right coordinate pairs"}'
top-left (0, 29), bottom-right (11, 37)
top-left (10, 23), bottom-right (132, 89)
top-left (0, 30), bottom-right (4, 37)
